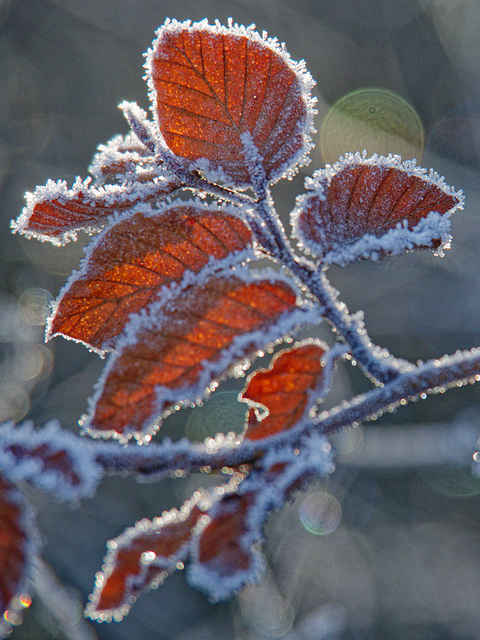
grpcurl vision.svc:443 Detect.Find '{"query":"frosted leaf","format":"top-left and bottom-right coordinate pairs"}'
top-left (47, 200), bottom-right (254, 353)
top-left (86, 492), bottom-right (207, 621)
top-left (189, 491), bottom-right (264, 601)
top-left (12, 173), bottom-right (182, 246)
top-left (145, 18), bottom-right (317, 188)
top-left (0, 421), bottom-right (103, 501)
top-left (240, 339), bottom-right (337, 441)
top-left (291, 152), bottom-right (464, 266)
top-left (189, 432), bottom-right (334, 600)
top-left (88, 130), bottom-right (160, 184)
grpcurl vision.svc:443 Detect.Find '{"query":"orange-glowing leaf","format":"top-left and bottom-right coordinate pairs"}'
top-left (83, 270), bottom-right (308, 442)
top-left (240, 340), bottom-right (330, 440)
top-left (292, 153), bottom-right (464, 266)
top-left (86, 496), bottom-right (205, 621)
top-left (146, 19), bottom-right (316, 187)
top-left (48, 203), bottom-right (253, 352)
top-left (12, 174), bottom-right (182, 245)
top-left (0, 477), bottom-right (36, 619)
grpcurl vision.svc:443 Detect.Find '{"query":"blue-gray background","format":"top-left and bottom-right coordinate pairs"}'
top-left (2, 1), bottom-right (480, 638)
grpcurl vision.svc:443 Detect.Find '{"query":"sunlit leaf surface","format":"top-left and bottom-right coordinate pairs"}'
top-left (241, 341), bottom-right (328, 440)
top-left (148, 20), bottom-right (314, 186)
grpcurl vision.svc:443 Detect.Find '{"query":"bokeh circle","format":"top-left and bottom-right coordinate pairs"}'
top-left (320, 88), bottom-right (424, 164)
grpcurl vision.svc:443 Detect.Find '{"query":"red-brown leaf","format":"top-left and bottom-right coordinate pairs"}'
top-left (48, 205), bottom-right (253, 352)
top-left (85, 274), bottom-right (299, 441)
top-left (191, 463), bottom-right (293, 598)
top-left (190, 438), bottom-right (334, 600)
top-left (240, 341), bottom-right (327, 440)
top-left (87, 500), bottom-right (203, 619)
top-left (147, 21), bottom-right (313, 186)
top-left (0, 477), bottom-right (33, 616)
top-left (293, 154), bottom-right (463, 265)
top-left (196, 492), bottom-right (254, 579)
top-left (13, 176), bottom-right (182, 244)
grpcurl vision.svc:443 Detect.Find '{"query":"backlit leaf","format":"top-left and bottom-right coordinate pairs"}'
top-left (12, 174), bottom-right (182, 246)
top-left (292, 153), bottom-right (464, 266)
top-left (146, 19), bottom-right (316, 187)
top-left (0, 476), bottom-right (36, 619)
top-left (240, 340), bottom-right (331, 440)
top-left (83, 270), bottom-right (310, 442)
top-left (48, 203), bottom-right (253, 352)
top-left (86, 495), bottom-right (205, 621)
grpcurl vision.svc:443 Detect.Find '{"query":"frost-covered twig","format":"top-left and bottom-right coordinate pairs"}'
top-left (316, 347), bottom-right (480, 434)
top-left (91, 347), bottom-right (480, 479)
top-left (245, 187), bottom-right (406, 383)
top-left (1, 15), bottom-right (473, 628)
top-left (276, 251), bottom-right (406, 383)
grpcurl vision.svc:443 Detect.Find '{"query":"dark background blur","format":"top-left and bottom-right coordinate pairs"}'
top-left (2, 0), bottom-right (480, 638)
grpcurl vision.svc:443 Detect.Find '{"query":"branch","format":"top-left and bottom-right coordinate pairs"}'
top-left (315, 346), bottom-right (480, 434)
top-left (93, 346), bottom-right (480, 479)
top-left (2, 349), bottom-right (478, 494)
top-left (288, 262), bottom-right (409, 383)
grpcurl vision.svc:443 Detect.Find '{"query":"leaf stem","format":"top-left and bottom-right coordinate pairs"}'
top-left (250, 188), bottom-right (405, 384)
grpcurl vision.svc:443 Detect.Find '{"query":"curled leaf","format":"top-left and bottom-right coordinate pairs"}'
top-left (0, 421), bottom-right (103, 501)
top-left (86, 495), bottom-right (206, 621)
top-left (48, 202), bottom-right (253, 352)
top-left (83, 268), bottom-right (313, 442)
top-left (292, 153), bottom-right (464, 266)
top-left (12, 174), bottom-right (182, 245)
top-left (146, 18), bottom-right (316, 187)
top-left (240, 340), bottom-right (333, 440)
top-left (88, 131), bottom-right (159, 183)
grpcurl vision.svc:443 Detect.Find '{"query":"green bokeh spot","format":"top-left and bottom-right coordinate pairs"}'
top-left (320, 88), bottom-right (424, 164)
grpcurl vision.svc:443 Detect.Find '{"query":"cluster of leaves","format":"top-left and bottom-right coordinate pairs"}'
top-left (0, 17), bottom-right (477, 631)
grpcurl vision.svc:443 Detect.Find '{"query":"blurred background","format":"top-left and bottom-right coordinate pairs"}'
top-left (2, 0), bottom-right (480, 638)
